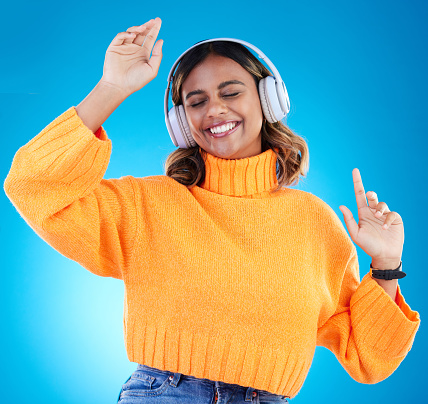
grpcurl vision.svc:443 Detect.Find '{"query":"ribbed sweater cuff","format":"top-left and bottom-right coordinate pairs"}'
top-left (23, 106), bottom-right (112, 183)
top-left (5, 106), bottom-right (112, 223)
top-left (350, 272), bottom-right (421, 358)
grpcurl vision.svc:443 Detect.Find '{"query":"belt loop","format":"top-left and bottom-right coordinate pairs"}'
top-left (245, 386), bottom-right (257, 401)
top-left (168, 372), bottom-right (182, 388)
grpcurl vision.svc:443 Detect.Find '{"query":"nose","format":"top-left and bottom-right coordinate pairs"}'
top-left (206, 97), bottom-right (228, 117)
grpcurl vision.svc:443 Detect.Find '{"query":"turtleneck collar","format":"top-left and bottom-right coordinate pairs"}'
top-left (198, 147), bottom-right (279, 197)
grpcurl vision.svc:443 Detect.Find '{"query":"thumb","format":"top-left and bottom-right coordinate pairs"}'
top-left (148, 39), bottom-right (163, 72)
top-left (339, 205), bottom-right (359, 240)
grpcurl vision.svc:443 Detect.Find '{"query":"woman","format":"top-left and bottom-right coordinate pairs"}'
top-left (4, 17), bottom-right (420, 403)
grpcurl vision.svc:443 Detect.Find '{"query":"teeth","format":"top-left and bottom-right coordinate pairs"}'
top-left (209, 122), bottom-right (237, 134)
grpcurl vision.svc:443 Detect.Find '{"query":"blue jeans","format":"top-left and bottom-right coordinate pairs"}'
top-left (117, 364), bottom-right (290, 403)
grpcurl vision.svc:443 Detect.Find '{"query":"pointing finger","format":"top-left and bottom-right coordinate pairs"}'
top-left (352, 168), bottom-right (368, 210)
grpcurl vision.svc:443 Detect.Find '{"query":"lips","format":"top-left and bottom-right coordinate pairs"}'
top-left (204, 120), bottom-right (240, 131)
top-left (205, 121), bottom-right (241, 138)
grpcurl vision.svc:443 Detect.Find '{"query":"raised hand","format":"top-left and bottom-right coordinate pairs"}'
top-left (338, 168), bottom-right (404, 267)
top-left (101, 17), bottom-right (163, 97)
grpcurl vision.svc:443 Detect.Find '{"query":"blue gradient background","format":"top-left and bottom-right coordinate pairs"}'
top-left (1, 0), bottom-right (426, 403)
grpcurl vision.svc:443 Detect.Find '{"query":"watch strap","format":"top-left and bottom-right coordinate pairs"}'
top-left (370, 261), bottom-right (406, 280)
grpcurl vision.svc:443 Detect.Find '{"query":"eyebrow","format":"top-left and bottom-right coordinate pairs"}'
top-left (185, 80), bottom-right (246, 101)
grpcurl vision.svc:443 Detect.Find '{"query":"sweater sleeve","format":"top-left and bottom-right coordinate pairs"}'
top-left (3, 106), bottom-right (138, 280)
top-left (316, 247), bottom-right (421, 383)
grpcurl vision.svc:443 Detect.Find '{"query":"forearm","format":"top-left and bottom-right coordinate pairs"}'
top-left (75, 80), bottom-right (128, 134)
top-left (370, 258), bottom-right (400, 303)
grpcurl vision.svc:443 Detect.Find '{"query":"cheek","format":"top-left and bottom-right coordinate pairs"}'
top-left (254, 96), bottom-right (264, 116)
top-left (182, 107), bottom-right (194, 126)
top-left (185, 109), bottom-right (203, 132)
top-left (242, 91), bottom-right (262, 113)
top-left (245, 98), bottom-right (264, 124)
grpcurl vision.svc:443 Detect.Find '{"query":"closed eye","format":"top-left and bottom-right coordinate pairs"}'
top-left (190, 93), bottom-right (240, 108)
top-left (224, 92), bottom-right (239, 98)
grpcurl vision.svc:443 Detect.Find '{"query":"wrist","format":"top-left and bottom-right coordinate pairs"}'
top-left (98, 79), bottom-right (130, 102)
top-left (75, 80), bottom-right (128, 134)
top-left (371, 257), bottom-right (402, 270)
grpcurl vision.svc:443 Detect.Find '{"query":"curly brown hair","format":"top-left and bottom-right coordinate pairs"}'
top-left (163, 41), bottom-right (309, 192)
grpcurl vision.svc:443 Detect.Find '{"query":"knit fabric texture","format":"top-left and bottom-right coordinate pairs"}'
top-left (4, 106), bottom-right (421, 399)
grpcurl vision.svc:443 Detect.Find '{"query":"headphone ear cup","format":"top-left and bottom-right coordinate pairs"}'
top-left (168, 105), bottom-right (197, 148)
top-left (258, 76), bottom-right (286, 123)
top-left (258, 78), bottom-right (275, 123)
top-left (176, 105), bottom-right (197, 148)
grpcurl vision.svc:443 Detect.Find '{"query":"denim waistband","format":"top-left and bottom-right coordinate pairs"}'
top-left (136, 364), bottom-right (289, 401)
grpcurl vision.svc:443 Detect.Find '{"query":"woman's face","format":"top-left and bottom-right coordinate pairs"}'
top-left (181, 53), bottom-right (264, 159)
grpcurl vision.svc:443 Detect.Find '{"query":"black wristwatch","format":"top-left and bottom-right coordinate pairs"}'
top-left (370, 261), bottom-right (406, 280)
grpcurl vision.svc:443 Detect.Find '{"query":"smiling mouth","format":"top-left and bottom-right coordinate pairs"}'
top-left (205, 121), bottom-right (241, 138)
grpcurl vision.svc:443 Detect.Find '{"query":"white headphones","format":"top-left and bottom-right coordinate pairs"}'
top-left (164, 38), bottom-right (290, 149)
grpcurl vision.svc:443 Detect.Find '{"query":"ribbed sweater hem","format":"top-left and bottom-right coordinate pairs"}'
top-left (126, 323), bottom-right (308, 398)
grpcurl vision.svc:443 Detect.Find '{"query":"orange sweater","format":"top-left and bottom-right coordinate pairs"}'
top-left (4, 106), bottom-right (421, 399)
